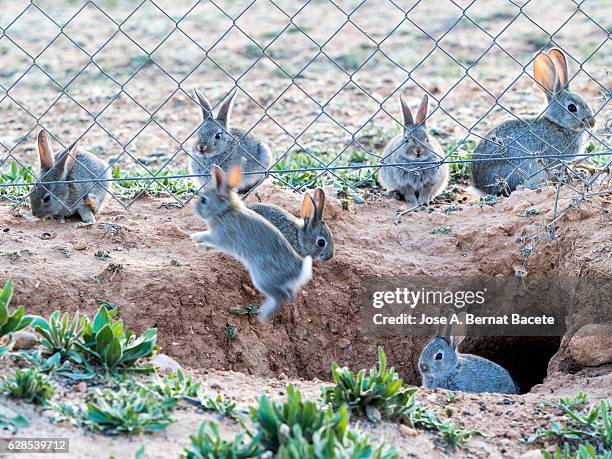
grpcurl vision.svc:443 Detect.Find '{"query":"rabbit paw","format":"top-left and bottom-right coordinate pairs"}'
top-left (53, 215), bottom-right (66, 224)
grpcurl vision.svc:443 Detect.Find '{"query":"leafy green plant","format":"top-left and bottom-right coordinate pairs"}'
top-left (276, 405), bottom-right (398, 459)
top-left (84, 381), bottom-right (176, 434)
top-left (321, 347), bottom-right (419, 423)
top-left (77, 306), bottom-right (158, 371)
top-left (529, 394), bottom-right (611, 457)
top-left (191, 393), bottom-right (245, 421)
top-left (521, 208), bottom-right (542, 217)
top-left (112, 167), bottom-right (196, 199)
top-left (0, 368), bottom-right (55, 404)
top-left (0, 409), bottom-right (29, 433)
top-left (321, 348), bottom-right (475, 448)
top-left (0, 161), bottom-right (35, 202)
top-left (431, 225), bottom-right (452, 235)
top-left (157, 369), bottom-right (201, 399)
top-left (0, 281), bottom-right (33, 355)
top-left (541, 443), bottom-right (600, 459)
top-left (181, 421), bottom-right (259, 459)
top-left (32, 311), bottom-right (84, 360)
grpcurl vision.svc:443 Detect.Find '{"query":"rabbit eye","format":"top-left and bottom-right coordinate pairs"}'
top-left (200, 196), bottom-right (207, 204)
top-left (215, 133), bottom-right (221, 140)
top-left (316, 238), bottom-right (326, 248)
top-left (568, 103), bottom-right (577, 113)
top-left (435, 352), bottom-right (443, 360)
top-left (43, 194), bottom-right (51, 203)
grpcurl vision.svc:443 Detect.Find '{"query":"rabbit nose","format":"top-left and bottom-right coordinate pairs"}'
top-left (420, 363), bottom-right (429, 373)
top-left (587, 117), bottom-right (596, 128)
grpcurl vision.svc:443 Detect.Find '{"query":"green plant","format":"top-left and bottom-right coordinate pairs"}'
top-left (0, 409), bottom-right (29, 433)
top-left (77, 306), bottom-right (158, 371)
top-left (0, 161), bottom-right (35, 202)
top-left (321, 347), bottom-right (419, 423)
top-left (226, 324), bottom-right (237, 340)
top-left (521, 208), bottom-right (542, 217)
top-left (95, 250), bottom-right (110, 260)
top-left (85, 381), bottom-right (175, 434)
top-left (194, 393), bottom-right (245, 421)
top-left (529, 394), bottom-right (611, 457)
top-left (228, 304), bottom-right (259, 315)
top-left (321, 348), bottom-right (475, 448)
top-left (181, 421), bottom-right (259, 459)
top-left (431, 225), bottom-right (452, 235)
top-left (0, 281), bottom-right (33, 355)
top-left (111, 167), bottom-right (196, 199)
top-left (157, 369), bottom-right (201, 399)
top-left (32, 311), bottom-right (84, 360)
top-left (250, 385), bottom-right (397, 458)
top-left (0, 368), bottom-right (55, 404)
top-left (541, 443), bottom-right (600, 459)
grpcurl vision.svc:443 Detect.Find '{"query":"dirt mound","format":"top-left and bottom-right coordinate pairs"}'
top-left (0, 185), bottom-right (610, 391)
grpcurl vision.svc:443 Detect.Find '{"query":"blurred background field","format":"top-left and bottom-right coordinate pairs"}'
top-left (0, 0), bottom-right (610, 202)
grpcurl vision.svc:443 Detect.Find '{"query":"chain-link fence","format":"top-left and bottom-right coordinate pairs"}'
top-left (0, 0), bottom-right (610, 228)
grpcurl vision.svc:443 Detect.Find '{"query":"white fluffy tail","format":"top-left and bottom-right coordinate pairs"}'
top-left (295, 255), bottom-right (313, 289)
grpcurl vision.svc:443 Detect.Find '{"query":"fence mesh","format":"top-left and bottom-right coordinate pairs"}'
top-left (0, 0), bottom-right (610, 229)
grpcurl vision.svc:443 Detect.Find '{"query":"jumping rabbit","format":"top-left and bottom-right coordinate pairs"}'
top-left (191, 164), bottom-right (312, 322)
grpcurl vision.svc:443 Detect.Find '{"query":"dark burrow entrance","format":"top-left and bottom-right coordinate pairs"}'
top-left (460, 336), bottom-right (562, 393)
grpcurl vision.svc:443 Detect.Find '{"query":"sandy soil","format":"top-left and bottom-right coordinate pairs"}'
top-left (1, 183), bottom-right (610, 386)
top-left (1, 365), bottom-right (610, 459)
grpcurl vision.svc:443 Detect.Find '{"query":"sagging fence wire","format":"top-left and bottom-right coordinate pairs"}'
top-left (0, 0), bottom-right (610, 218)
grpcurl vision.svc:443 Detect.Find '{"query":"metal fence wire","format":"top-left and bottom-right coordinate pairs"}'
top-left (0, 0), bottom-right (610, 225)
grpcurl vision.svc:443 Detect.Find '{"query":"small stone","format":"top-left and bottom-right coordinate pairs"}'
top-left (73, 239), bottom-right (88, 251)
top-left (569, 323), bottom-right (612, 367)
top-left (76, 382), bottom-right (87, 393)
top-left (399, 424), bottom-right (418, 437)
top-left (277, 372), bottom-right (288, 381)
top-left (150, 353), bottom-right (182, 373)
top-left (520, 450), bottom-right (544, 459)
top-left (11, 331), bottom-right (39, 350)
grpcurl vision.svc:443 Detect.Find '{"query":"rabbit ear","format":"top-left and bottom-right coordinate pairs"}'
top-left (226, 162), bottom-right (242, 189)
top-left (313, 187), bottom-right (326, 220)
top-left (212, 165), bottom-right (226, 193)
top-left (533, 53), bottom-right (559, 101)
top-left (399, 94), bottom-right (415, 128)
top-left (415, 94), bottom-right (429, 126)
top-left (547, 48), bottom-right (569, 89)
top-left (300, 193), bottom-right (316, 223)
top-left (194, 88), bottom-right (213, 120)
top-left (217, 88), bottom-right (237, 129)
top-left (37, 130), bottom-right (55, 169)
top-left (449, 312), bottom-right (467, 351)
top-left (60, 142), bottom-right (78, 181)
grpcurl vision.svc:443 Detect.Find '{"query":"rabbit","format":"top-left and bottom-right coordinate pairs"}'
top-left (472, 48), bottom-right (596, 196)
top-left (419, 314), bottom-right (518, 394)
top-left (29, 130), bottom-right (111, 225)
top-left (190, 163), bottom-right (312, 322)
top-left (190, 88), bottom-right (272, 194)
top-left (379, 93), bottom-right (449, 205)
top-left (247, 188), bottom-right (334, 262)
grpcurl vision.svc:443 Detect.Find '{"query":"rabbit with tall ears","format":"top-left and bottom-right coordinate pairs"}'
top-left (29, 130), bottom-right (111, 224)
top-left (380, 93), bottom-right (449, 205)
top-left (191, 164), bottom-right (312, 322)
top-left (419, 314), bottom-right (518, 394)
top-left (190, 88), bottom-right (272, 194)
top-left (247, 188), bottom-right (334, 262)
top-left (472, 48), bottom-right (596, 195)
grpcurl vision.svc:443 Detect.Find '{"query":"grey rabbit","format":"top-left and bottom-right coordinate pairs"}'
top-left (191, 88), bottom-right (272, 194)
top-left (191, 163), bottom-right (312, 322)
top-left (247, 188), bottom-right (334, 262)
top-left (419, 314), bottom-right (518, 394)
top-left (380, 93), bottom-right (449, 205)
top-left (30, 130), bottom-right (111, 224)
top-left (472, 48), bottom-right (596, 195)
